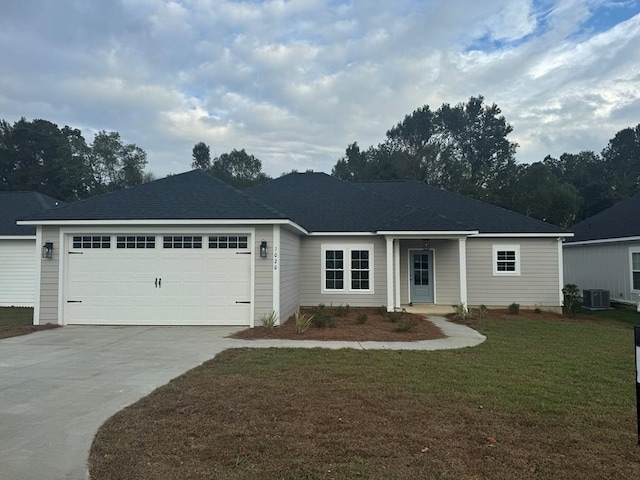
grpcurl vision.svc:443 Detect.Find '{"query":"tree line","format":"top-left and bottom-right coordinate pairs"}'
top-left (332, 96), bottom-right (640, 227)
top-left (0, 118), bottom-right (149, 202)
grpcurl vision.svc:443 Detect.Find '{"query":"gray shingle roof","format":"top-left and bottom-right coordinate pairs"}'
top-left (567, 192), bottom-right (640, 243)
top-left (21, 170), bottom-right (287, 222)
top-left (0, 192), bottom-right (64, 236)
top-left (246, 173), bottom-right (471, 233)
top-left (248, 173), bottom-right (567, 234)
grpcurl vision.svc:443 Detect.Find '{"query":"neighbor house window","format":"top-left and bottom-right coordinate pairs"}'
top-left (322, 244), bottom-right (373, 293)
top-left (630, 248), bottom-right (640, 291)
top-left (72, 236), bottom-right (110, 249)
top-left (493, 244), bottom-right (520, 276)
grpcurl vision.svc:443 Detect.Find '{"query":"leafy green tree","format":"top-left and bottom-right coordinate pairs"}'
top-left (210, 148), bottom-right (271, 188)
top-left (191, 142), bottom-right (211, 170)
top-left (89, 131), bottom-right (147, 193)
top-left (601, 124), bottom-right (640, 202)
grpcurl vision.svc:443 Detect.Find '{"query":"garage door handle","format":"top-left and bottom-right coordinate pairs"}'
top-left (235, 301), bottom-right (251, 304)
top-left (158, 278), bottom-right (161, 288)
top-left (67, 300), bottom-right (82, 303)
top-left (155, 278), bottom-right (157, 288)
top-left (236, 252), bottom-right (251, 255)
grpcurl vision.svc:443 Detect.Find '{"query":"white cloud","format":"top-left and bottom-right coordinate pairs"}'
top-left (0, 0), bottom-right (639, 178)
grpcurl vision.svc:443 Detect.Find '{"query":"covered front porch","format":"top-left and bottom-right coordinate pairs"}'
top-left (382, 233), bottom-right (476, 312)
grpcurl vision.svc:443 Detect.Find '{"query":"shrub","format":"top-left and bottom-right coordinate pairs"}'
top-left (376, 305), bottom-right (387, 315)
top-left (333, 304), bottom-right (350, 317)
top-left (562, 284), bottom-right (582, 316)
top-left (260, 311), bottom-right (278, 329)
top-left (394, 317), bottom-right (417, 332)
top-left (534, 304), bottom-right (542, 314)
top-left (508, 302), bottom-right (520, 315)
top-left (356, 312), bottom-right (368, 324)
top-left (477, 304), bottom-right (488, 319)
top-left (385, 311), bottom-right (404, 323)
top-left (311, 305), bottom-right (335, 328)
top-left (294, 310), bottom-right (313, 334)
top-left (452, 303), bottom-right (468, 320)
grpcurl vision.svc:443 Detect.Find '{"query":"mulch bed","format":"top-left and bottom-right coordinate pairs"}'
top-left (0, 323), bottom-right (59, 339)
top-left (230, 307), bottom-right (445, 341)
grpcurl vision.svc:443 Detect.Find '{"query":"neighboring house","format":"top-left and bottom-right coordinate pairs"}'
top-left (19, 170), bottom-right (570, 327)
top-left (564, 193), bottom-right (640, 305)
top-left (0, 192), bottom-right (63, 307)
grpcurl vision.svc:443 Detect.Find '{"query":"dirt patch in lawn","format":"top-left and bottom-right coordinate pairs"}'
top-left (230, 307), bottom-right (445, 341)
top-left (0, 323), bottom-right (59, 339)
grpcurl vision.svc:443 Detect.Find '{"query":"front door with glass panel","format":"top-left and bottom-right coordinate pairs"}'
top-left (410, 250), bottom-right (434, 303)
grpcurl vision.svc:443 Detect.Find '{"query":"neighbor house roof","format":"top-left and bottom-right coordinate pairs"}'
top-left (20, 170), bottom-right (287, 222)
top-left (0, 192), bottom-right (63, 236)
top-left (566, 192), bottom-right (640, 243)
top-left (248, 173), bottom-right (567, 234)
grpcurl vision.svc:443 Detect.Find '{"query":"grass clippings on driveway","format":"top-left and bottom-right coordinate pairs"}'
top-left (231, 307), bottom-right (444, 341)
top-left (90, 312), bottom-right (640, 480)
top-left (0, 307), bottom-right (57, 339)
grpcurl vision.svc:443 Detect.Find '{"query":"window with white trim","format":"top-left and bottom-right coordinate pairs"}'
top-left (493, 244), bottom-right (520, 275)
top-left (322, 244), bottom-right (373, 293)
top-left (630, 248), bottom-right (640, 291)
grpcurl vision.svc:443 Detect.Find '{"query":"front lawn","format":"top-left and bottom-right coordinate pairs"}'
top-left (0, 307), bottom-right (57, 338)
top-left (90, 313), bottom-right (640, 479)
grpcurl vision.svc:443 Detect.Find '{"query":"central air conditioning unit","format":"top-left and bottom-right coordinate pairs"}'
top-left (582, 289), bottom-right (611, 309)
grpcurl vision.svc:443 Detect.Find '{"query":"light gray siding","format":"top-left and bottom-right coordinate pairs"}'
top-left (253, 225), bottom-right (274, 322)
top-left (564, 241), bottom-right (640, 304)
top-left (399, 239), bottom-right (461, 305)
top-left (467, 238), bottom-right (561, 307)
top-left (39, 226), bottom-right (61, 324)
top-left (279, 227), bottom-right (301, 323)
top-left (0, 239), bottom-right (36, 307)
top-left (300, 236), bottom-right (387, 307)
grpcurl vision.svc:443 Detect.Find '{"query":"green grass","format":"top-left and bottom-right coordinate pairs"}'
top-left (90, 312), bottom-right (640, 480)
top-left (0, 307), bottom-right (34, 327)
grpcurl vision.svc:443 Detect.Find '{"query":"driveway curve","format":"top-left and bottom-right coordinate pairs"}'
top-left (0, 317), bottom-right (484, 480)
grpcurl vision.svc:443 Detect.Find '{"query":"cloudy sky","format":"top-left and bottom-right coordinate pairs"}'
top-left (1, 0), bottom-right (639, 178)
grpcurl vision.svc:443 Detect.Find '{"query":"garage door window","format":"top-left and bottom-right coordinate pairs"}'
top-left (117, 236), bottom-right (156, 249)
top-left (72, 236), bottom-right (110, 249)
top-left (209, 235), bottom-right (248, 249)
top-left (163, 236), bottom-right (202, 249)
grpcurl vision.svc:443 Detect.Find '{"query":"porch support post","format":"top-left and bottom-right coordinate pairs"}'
top-left (458, 237), bottom-right (468, 310)
top-left (386, 237), bottom-right (394, 312)
top-left (394, 239), bottom-right (401, 309)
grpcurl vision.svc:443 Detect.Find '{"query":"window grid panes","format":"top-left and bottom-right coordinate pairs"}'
top-left (209, 235), bottom-right (248, 249)
top-left (496, 250), bottom-right (516, 272)
top-left (413, 253), bottom-right (429, 286)
top-left (72, 236), bottom-right (110, 249)
top-left (163, 236), bottom-right (202, 249)
top-left (325, 250), bottom-right (344, 290)
top-left (116, 236), bottom-right (155, 249)
top-left (351, 250), bottom-right (370, 290)
top-left (633, 252), bottom-right (640, 290)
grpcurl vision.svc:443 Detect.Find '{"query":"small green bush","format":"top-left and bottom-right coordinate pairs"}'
top-left (260, 311), bottom-right (278, 329)
top-left (311, 305), bottom-right (335, 328)
top-left (508, 302), bottom-right (520, 315)
top-left (294, 310), bottom-right (313, 334)
top-left (385, 311), bottom-right (404, 323)
top-left (356, 312), bottom-right (368, 324)
top-left (452, 303), bottom-right (468, 320)
top-left (562, 284), bottom-right (582, 316)
top-left (477, 304), bottom-right (488, 319)
top-left (534, 304), bottom-right (542, 314)
top-left (376, 305), bottom-right (387, 315)
top-left (394, 317), bottom-right (417, 332)
top-left (333, 304), bottom-right (350, 317)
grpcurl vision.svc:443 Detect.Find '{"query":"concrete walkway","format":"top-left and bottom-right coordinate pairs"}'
top-left (0, 317), bottom-right (484, 480)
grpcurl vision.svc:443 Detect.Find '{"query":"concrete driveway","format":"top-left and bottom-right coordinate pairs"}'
top-left (0, 326), bottom-right (243, 480)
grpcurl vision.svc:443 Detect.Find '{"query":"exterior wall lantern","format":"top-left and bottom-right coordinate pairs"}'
top-left (42, 242), bottom-right (54, 259)
top-left (422, 239), bottom-right (430, 250)
top-left (260, 240), bottom-right (268, 258)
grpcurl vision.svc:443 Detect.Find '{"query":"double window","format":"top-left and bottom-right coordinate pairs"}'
top-left (322, 244), bottom-right (373, 293)
top-left (630, 248), bottom-right (640, 291)
top-left (493, 244), bottom-right (520, 276)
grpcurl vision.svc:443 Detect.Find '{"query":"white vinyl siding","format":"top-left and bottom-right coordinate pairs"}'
top-left (563, 241), bottom-right (640, 304)
top-left (468, 238), bottom-right (560, 307)
top-left (0, 239), bottom-right (36, 307)
top-left (300, 236), bottom-right (386, 307)
top-left (279, 228), bottom-right (301, 323)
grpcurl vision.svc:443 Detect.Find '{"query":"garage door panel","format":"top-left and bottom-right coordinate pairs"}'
top-left (65, 235), bottom-right (252, 326)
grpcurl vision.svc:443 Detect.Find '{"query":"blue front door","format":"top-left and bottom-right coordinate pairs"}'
top-left (410, 250), bottom-right (434, 303)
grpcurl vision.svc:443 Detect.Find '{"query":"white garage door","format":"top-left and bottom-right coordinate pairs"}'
top-left (0, 239), bottom-right (36, 307)
top-left (64, 234), bottom-right (252, 325)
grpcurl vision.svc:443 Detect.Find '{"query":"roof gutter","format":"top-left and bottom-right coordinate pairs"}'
top-left (564, 235), bottom-right (640, 246)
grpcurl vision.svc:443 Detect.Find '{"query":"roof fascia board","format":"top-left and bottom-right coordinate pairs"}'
top-left (376, 230), bottom-right (479, 236)
top-left (472, 233), bottom-right (573, 238)
top-left (0, 235), bottom-right (35, 240)
top-left (564, 235), bottom-right (640, 247)
top-left (307, 232), bottom-right (377, 236)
